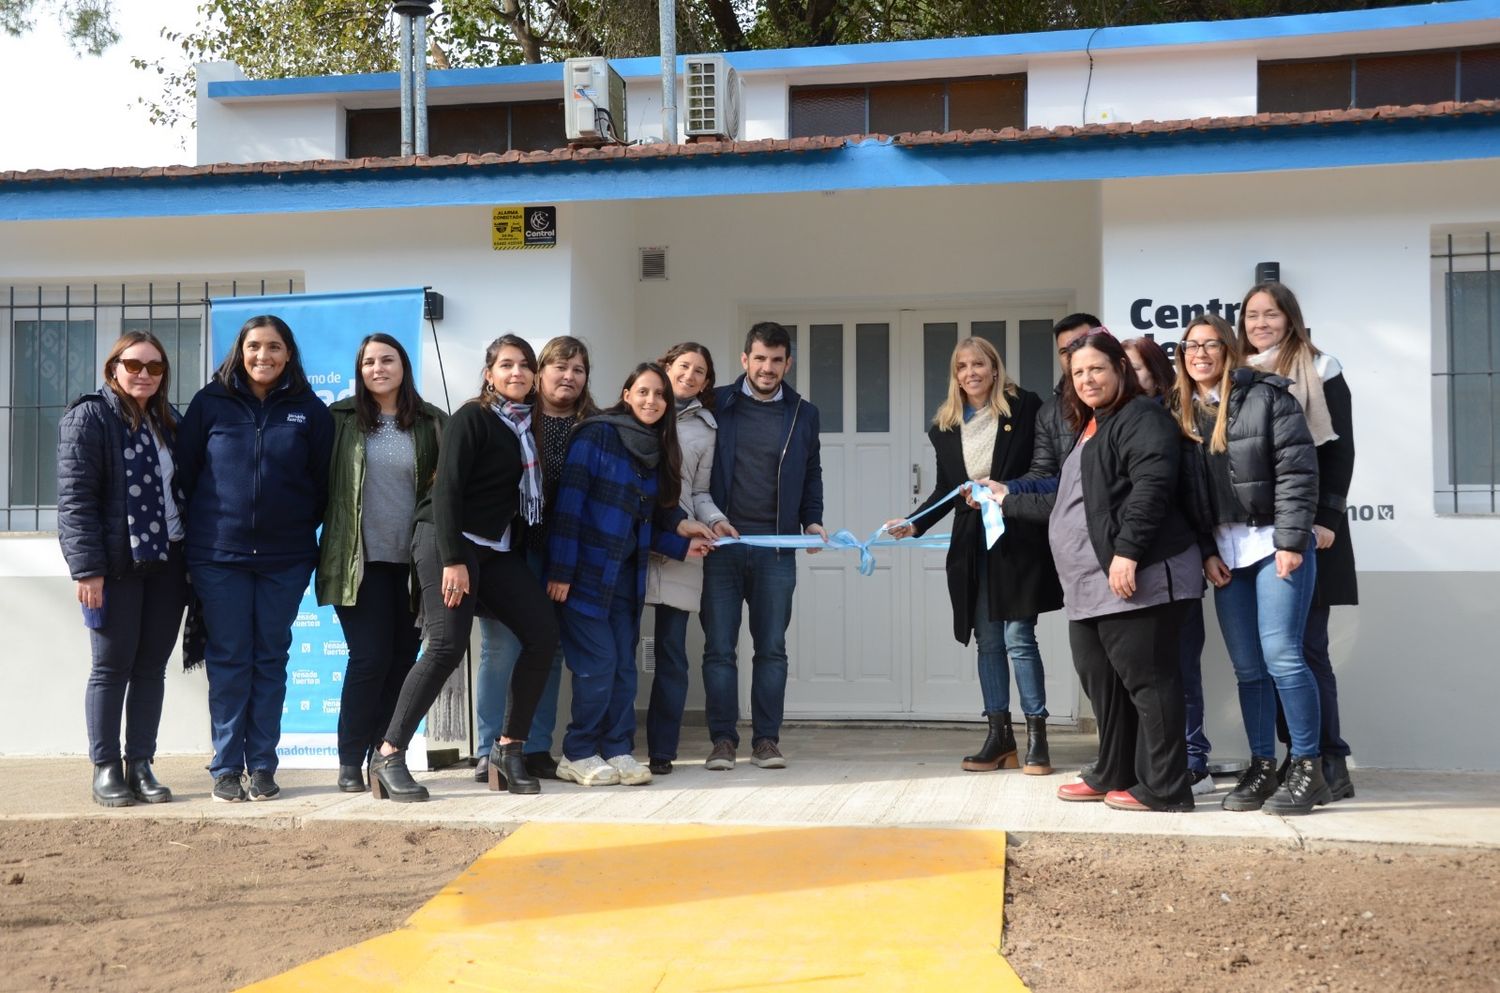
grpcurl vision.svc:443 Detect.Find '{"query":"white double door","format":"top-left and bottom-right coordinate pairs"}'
top-left (740, 306), bottom-right (1077, 722)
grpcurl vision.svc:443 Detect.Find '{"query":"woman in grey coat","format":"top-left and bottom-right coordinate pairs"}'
top-left (644, 342), bottom-right (729, 774)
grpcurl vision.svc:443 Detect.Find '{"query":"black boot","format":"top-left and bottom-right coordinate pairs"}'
top-left (473, 755), bottom-right (489, 784)
top-left (126, 759), bottom-right (172, 804)
top-left (1264, 755), bottom-right (1332, 816)
top-left (337, 765), bottom-right (366, 793)
top-left (92, 761), bottom-right (134, 808)
top-left (490, 741), bottom-right (541, 795)
top-left (1222, 755), bottom-right (1279, 812)
top-left (1022, 715), bottom-right (1051, 776)
top-left (524, 751), bottom-right (560, 780)
top-left (369, 750), bottom-right (430, 803)
top-left (1322, 754), bottom-right (1355, 801)
top-left (962, 712), bottom-right (1018, 772)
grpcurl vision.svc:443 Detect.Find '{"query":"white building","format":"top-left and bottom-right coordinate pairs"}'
top-left (3, 1), bottom-right (1498, 768)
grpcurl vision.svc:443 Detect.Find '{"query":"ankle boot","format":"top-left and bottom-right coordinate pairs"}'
top-left (962, 712), bottom-right (1018, 772)
top-left (489, 741), bottom-right (541, 795)
top-left (369, 750), bottom-right (430, 803)
top-left (1264, 755), bottom-right (1332, 816)
top-left (337, 765), bottom-right (366, 793)
top-left (1322, 754), bottom-right (1355, 801)
top-left (1022, 715), bottom-right (1052, 776)
top-left (1222, 755), bottom-right (1279, 812)
top-left (92, 761), bottom-right (134, 808)
top-left (126, 758), bottom-right (172, 804)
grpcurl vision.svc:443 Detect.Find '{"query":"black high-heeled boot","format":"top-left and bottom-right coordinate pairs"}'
top-left (489, 741), bottom-right (541, 795)
top-left (1022, 715), bottom-right (1052, 776)
top-left (962, 712), bottom-right (1018, 772)
top-left (92, 761), bottom-right (134, 807)
top-left (337, 765), bottom-right (366, 793)
top-left (126, 758), bottom-right (172, 803)
top-left (369, 750), bottom-right (429, 803)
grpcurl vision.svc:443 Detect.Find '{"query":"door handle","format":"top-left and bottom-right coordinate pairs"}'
top-left (912, 463), bottom-right (921, 496)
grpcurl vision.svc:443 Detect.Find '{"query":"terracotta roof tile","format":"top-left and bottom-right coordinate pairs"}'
top-left (4, 101), bottom-right (1495, 188)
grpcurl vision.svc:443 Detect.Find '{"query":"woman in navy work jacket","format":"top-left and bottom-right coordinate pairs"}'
top-left (547, 363), bottom-right (714, 787)
top-left (57, 331), bottom-right (190, 807)
top-left (175, 315), bottom-right (333, 804)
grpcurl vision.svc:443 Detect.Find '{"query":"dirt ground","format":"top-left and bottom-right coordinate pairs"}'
top-left (2, 820), bottom-right (1497, 993)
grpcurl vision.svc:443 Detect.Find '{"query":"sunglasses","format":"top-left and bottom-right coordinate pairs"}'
top-left (118, 358), bottom-right (167, 376)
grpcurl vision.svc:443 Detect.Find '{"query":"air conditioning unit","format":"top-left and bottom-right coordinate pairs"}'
top-left (564, 57), bottom-right (627, 143)
top-left (683, 55), bottom-right (739, 140)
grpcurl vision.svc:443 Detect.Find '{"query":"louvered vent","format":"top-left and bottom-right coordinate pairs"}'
top-left (639, 246), bottom-right (667, 281)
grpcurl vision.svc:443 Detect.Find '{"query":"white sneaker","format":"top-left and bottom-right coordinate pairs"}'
top-left (1191, 770), bottom-right (1216, 795)
top-left (556, 754), bottom-right (621, 787)
top-left (606, 754), bottom-right (653, 786)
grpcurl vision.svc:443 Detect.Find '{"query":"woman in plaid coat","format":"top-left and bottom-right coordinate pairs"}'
top-left (547, 363), bottom-right (714, 787)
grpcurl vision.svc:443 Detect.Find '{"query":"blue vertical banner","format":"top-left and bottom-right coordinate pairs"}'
top-left (208, 288), bottom-right (428, 769)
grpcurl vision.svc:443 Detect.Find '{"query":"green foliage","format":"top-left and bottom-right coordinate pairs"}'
top-left (0, 0), bottom-right (120, 55)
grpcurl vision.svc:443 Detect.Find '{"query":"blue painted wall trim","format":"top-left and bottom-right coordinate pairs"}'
top-left (206, 1), bottom-right (1500, 101)
top-left (5, 115), bottom-right (1498, 223)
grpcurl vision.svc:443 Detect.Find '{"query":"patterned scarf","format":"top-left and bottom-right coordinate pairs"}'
top-left (122, 417), bottom-right (172, 571)
top-left (491, 400), bottom-right (543, 525)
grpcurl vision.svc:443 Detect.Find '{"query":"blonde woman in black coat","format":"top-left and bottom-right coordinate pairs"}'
top-left (886, 337), bottom-right (1063, 773)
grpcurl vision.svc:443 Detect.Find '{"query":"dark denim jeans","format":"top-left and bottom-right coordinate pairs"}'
top-left (1214, 541), bottom-right (1321, 759)
top-left (191, 557), bottom-right (313, 778)
top-left (973, 567), bottom-right (1046, 717)
top-left (1178, 598), bottom-right (1212, 775)
top-left (84, 543), bottom-right (189, 765)
top-left (646, 604), bottom-right (691, 762)
top-left (559, 566), bottom-right (642, 761)
top-left (473, 549), bottom-right (564, 753)
top-left (700, 543), bottom-right (796, 747)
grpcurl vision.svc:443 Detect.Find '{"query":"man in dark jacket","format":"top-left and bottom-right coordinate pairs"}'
top-left (700, 322), bottom-right (825, 772)
top-left (1013, 312), bottom-right (1101, 487)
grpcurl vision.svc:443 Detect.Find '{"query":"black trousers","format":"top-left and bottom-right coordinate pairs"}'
top-left (1071, 599), bottom-right (1195, 810)
top-left (85, 543), bottom-right (189, 765)
top-left (385, 521), bottom-right (559, 750)
top-left (334, 562), bottom-right (421, 767)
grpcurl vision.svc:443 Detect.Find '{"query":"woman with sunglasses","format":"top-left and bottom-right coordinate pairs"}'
top-left (316, 334), bottom-right (447, 794)
top-left (371, 335), bottom-right (560, 800)
top-left (176, 315), bottom-right (334, 803)
top-left (978, 330), bottom-right (1203, 812)
top-left (1175, 314), bottom-right (1324, 814)
top-left (58, 332), bottom-right (190, 807)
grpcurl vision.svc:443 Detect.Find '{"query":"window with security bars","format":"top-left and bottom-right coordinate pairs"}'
top-left (2, 277), bottom-right (302, 531)
top-left (1433, 231), bottom-right (1500, 515)
top-left (788, 75), bottom-right (1025, 138)
top-left (1260, 45), bottom-right (1500, 113)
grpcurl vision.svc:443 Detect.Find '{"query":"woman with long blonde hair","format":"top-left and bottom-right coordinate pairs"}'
top-left (886, 336), bottom-right (1062, 774)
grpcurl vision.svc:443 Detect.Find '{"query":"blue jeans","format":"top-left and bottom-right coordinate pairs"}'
top-left (1178, 598), bottom-right (1212, 775)
top-left (559, 566), bottom-right (641, 761)
top-left (191, 557), bottom-right (313, 779)
top-left (473, 548), bottom-right (564, 753)
top-left (646, 604), bottom-right (691, 762)
top-left (1214, 541), bottom-right (1321, 759)
top-left (973, 568), bottom-right (1046, 718)
top-left (700, 543), bottom-right (796, 747)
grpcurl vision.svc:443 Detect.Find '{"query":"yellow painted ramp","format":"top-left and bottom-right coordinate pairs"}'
top-left (243, 822), bottom-right (1028, 993)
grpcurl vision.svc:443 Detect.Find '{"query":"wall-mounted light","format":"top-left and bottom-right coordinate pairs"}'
top-left (1255, 261), bottom-right (1280, 284)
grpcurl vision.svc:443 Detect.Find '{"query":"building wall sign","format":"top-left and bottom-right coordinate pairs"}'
top-left (492, 205), bottom-right (558, 250)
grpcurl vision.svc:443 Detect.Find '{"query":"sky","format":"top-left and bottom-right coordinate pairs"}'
top-left (0, 0), bottom-right (204, 171)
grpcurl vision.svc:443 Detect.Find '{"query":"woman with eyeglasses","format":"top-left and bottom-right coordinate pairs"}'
top-left (1174, 314), bottom-right (1325, 814)
top-left (370, 335), bottom-right (560, 800)
top-left (1237, 282), bottom-right (1358, 802)
top-left (58, 332), bottom-right (191, 807)
top-left (885, 336), bottom-right (1062, 775)
top-left (977, 330), bottom-right (1203, 812)
top-left (316, 334), bottom-right (447, 794)
top-left (176, 315), bottom-right (334, 803)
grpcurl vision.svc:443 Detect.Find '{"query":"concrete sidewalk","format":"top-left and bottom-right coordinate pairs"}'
top-left (3, 726), bottom-right (1496, 849)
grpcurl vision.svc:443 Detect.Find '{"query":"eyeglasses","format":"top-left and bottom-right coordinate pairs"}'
top-left (1178, 340), bottom-right (1225, 355)
top-left (119, 358), bottom-right (167, 376)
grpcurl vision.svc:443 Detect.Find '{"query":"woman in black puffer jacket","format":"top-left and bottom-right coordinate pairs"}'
top-left (57, 332), bottom-right (189, 808)
top-left (1174, 314), bottom-right (1326, 816)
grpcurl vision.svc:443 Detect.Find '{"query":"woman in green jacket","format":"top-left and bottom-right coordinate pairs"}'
top-left (316, 333), bottom-right (446, 793)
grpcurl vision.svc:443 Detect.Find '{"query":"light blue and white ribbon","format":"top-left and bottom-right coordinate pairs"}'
top-left (712, 481), bottom-right (1004, 576)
